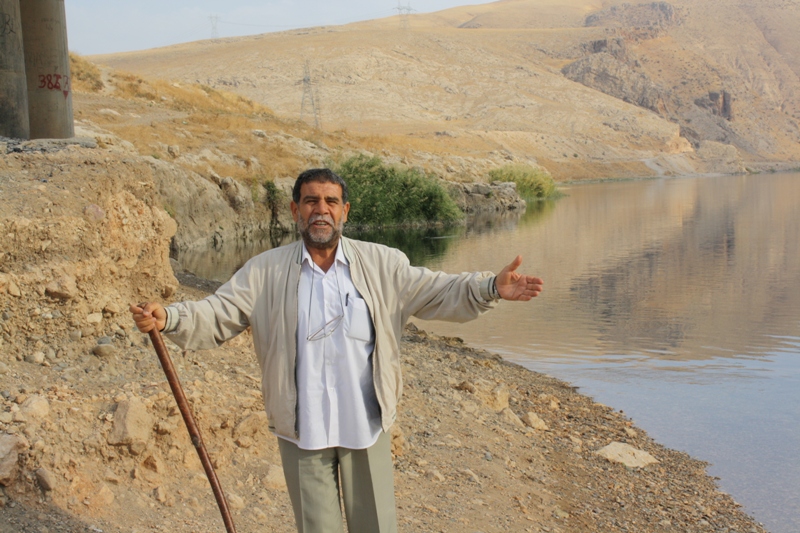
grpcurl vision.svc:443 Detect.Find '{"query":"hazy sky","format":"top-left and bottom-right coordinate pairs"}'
top-left (65, 1), bottom-right (480, 55)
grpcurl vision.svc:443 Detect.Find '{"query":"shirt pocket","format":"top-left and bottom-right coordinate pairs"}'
top-left (345, 296), bottom-right (374, 343)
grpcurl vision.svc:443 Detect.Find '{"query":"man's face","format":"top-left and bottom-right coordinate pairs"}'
top-left (291, 180), bottom-right (350, 249)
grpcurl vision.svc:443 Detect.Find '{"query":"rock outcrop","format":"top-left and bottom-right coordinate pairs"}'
top-left (562, 52), bottom-right (668, 116)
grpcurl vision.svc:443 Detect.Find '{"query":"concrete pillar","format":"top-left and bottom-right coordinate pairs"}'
top-left (0, 0), bottom-right (30, 139)
top-left (19, 0), bottom-right (73, 139)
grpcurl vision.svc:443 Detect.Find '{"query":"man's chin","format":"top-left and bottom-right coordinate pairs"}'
top-left (302, 229), bottom-right (339, 249)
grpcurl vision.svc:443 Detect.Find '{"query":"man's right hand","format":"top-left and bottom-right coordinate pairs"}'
top-left (129, 302), bottom-right (167, 333)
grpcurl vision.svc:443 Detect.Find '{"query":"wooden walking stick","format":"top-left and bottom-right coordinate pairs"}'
top-left (148, 327), bottom-right (238, 533)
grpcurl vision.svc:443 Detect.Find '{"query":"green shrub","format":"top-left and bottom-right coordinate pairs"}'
top-left (488, 163), bottom-right (559, 201)
top-left (333, 154), bottom-right (463, 226)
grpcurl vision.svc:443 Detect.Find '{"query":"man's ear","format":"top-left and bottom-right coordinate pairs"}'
top-left (290, 201), bottom-right (299, 222)
top-left (342, 202), bottom-right (350, 223)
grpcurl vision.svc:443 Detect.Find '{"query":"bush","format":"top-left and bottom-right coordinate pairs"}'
top-left (333, 154), bottom-right (463, 226)
top-left (488, 163), bottom-right (559, 201)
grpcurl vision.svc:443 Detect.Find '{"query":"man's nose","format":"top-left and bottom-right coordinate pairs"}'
top-left (314, 200), bottom-right (331, 214)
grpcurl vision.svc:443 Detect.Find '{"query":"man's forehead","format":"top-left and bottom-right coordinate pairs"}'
top-left (299, 180), bottom-right (344, 199)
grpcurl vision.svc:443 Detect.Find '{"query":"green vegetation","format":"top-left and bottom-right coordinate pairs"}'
top-left (488, 163), bottom-right (560, 201)
top-left (333, 154), bottom-right (463, 227)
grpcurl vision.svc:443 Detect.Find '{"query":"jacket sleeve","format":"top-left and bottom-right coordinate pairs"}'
top-left (394, 249), bottom-right (498, 323)
top-left (163, 256), bottom-right (262, 351)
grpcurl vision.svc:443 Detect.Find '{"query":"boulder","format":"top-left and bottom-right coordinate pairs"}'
top-left (0, 434), bottom-right (30, 486)
top-left (595, 441), bottom-right (658, 468)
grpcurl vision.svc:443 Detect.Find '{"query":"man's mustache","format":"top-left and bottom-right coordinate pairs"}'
top-left (308, 214), bottom-right (335, 225)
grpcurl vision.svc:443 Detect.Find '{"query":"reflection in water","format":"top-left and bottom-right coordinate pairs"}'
top-left (173, 208), bottom-right (532, 281)
top-left (415, 173), bottom-right (800, 533)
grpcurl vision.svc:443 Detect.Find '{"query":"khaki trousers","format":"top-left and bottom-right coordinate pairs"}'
top-left (278, 431), bottom-right (398, 533)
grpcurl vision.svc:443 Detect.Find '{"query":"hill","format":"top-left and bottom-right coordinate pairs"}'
top-left (92, 0), bottom-right (800, 180)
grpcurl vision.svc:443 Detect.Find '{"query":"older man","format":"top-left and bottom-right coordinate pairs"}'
top-left (131, 168), bottom-right (543, 533)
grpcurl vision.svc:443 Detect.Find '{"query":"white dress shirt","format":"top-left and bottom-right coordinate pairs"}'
top-left (283, 243), bottom-right (382, 450)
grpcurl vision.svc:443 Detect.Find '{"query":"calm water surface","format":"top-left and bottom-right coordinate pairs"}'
top-left (177, 173), bottom-right (800, 533)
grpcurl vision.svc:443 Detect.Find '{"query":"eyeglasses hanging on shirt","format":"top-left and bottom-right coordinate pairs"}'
top-left (306, 263), bottom-right (348, 342)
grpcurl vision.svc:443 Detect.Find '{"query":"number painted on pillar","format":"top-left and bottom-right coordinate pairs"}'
top-left (37, 74), bottom-right (71, 98)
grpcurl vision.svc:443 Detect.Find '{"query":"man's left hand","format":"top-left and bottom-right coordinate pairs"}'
top-left (496, 255), bottom-right (543, 301)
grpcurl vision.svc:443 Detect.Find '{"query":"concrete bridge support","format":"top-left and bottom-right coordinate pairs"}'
top-left (19, 0), bottom-right (74, 139)
top-left (0, 0), bottom-right (30, 139)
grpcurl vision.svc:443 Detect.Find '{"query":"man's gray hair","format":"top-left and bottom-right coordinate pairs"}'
top-left (292, 168), bottom-right (349, 204)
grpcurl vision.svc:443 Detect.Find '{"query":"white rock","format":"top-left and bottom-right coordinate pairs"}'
top-left (86, 313), bottom-right (103, 324)
top-left (595, 441), bottom-right (658, 468)
top-left (20, 395), bottom-right (50, 419)
top-left (521, 411), bottom-right (549, 431)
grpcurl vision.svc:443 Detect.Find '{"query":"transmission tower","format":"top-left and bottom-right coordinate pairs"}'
top-left (300, 61), bottom-right (321, 129)
top-left (395, 1), bottom-right (414, 30)
top-left (209, 15), bottom-right (220, 38)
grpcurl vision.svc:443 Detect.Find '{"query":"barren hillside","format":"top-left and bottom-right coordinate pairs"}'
top-left (92, 0), bottom-right (800, 181)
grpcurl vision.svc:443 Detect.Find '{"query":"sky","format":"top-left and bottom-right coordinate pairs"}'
top-left (65, 1), bottom-right (481, 55)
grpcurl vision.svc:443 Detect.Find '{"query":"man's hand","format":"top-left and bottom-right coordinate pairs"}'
top-left (129, 302), bottom-right (167, 333)
top-left (495, 255), bottom-right (543, 301)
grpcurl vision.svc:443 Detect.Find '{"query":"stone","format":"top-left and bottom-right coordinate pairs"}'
top-left (24, 352), bottom-right (45, 365)
top-left (107, 398), bottom-right (154, 449)
top-left (20, 395), bottom-right (50, 419)
top-left (263, 465), bottom-right (287, 491)
top-left (521, 411), bottom-right (549, 431)
top-left (153, 487), bottom-right (167, 503)
top-left (92, 344), bottom-right (116, 358)
top-left (426, 469), bottom-right (446, 482)
top-left (44, 275), bottom-right (78, 301)
top-left (500, 408), bottom-right (525, 428)
top-left (86, 313), bottom-right (103, 325)
top-left (69, 330), bottom-right (82, 341)
top-left (595, 442), bottom-right (659, 468)
top-left (232, 412), bottom-right (268, 440)
top-left (35, 467), bottom-right (56, 492)
top-left (0, 434), bottom-right (29, 486)
top-left (7, 282), bottom-right (21, 298)
top-left (83, 204), bottom-right (105, 222)
top-left (227, 493), bottom-right (246, 510)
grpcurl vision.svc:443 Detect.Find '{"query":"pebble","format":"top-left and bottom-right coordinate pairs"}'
top-left (69, 330), bottom-right (82, 341)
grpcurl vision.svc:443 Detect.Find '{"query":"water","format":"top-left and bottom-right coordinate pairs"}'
top-left (176, 172), bottom-right (800, 533)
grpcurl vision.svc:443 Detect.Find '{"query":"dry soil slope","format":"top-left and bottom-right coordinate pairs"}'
top-left (93, 0), bottom-right (800, 177)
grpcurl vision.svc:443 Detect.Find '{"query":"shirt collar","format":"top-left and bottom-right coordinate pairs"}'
top-left (300, 241), bottom-right (349, 270)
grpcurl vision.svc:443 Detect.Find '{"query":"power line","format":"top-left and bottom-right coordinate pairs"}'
top-left (209, 15), bottom-right (220, 38)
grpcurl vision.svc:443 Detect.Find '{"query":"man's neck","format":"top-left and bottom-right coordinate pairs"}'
top-left (304, 240), bottom-right (340, 272)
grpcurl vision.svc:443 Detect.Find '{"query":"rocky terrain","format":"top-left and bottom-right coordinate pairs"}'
top-left (0, 134), bottom-right (767, 531)
top-left (92, 0), bottom-right (800, 181)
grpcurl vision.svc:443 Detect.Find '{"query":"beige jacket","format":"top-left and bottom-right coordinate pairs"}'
top-left (164, 237), bottom-right (497, 440)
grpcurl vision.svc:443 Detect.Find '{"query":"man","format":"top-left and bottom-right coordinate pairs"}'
top-left (131, 168), bottom-right (543, 533)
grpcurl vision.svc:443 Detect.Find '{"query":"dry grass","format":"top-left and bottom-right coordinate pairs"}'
top-left (69, 53), bottom-right (104, 93)
top-left (72, 58), bottom-right (501, 185)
